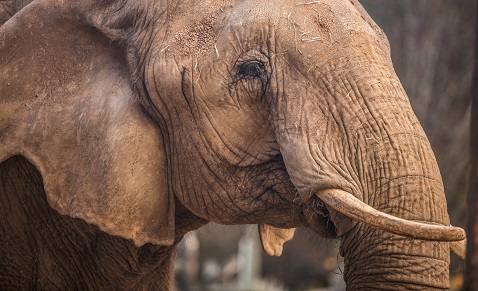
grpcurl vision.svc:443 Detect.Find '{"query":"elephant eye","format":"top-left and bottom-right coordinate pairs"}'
top-left (237, 61), bottom-right (266, 79)
top-left (233, 59), bottom-right (270, 100)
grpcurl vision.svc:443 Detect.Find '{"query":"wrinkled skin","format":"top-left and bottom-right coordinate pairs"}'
top-left (0, 0), bottom-right (454, 289)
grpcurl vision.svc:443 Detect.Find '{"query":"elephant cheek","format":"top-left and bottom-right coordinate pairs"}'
top-left (278, 134), bottom-right (354, 199)
top-left (279, 143), bottom-right (316, 196)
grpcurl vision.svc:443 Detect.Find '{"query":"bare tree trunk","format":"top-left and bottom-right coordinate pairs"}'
top-left (466, 2), bottom-right (478, 288)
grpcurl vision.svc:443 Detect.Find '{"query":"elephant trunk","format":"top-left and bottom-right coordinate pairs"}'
top-left (275, 55), bottom-right (459, 288)
top-left (337, 135), bottom-right (452, 289)
top-left (337, 179), bottom-right (451, 290)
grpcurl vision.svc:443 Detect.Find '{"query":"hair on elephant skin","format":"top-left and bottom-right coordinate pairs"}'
top-left (0, 0), bottom-right (465, 289)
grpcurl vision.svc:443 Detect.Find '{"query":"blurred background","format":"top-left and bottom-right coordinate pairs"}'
top-left (175, 1), bottom-right (476, 290)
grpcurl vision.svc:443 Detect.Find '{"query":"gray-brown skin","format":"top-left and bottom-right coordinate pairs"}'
top-left (0, 0), bottom-right (452, 290)
top-left (0, 0), bottom-right (32, 25)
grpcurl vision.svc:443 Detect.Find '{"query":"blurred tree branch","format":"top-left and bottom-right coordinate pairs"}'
top-left (466, 0), bottom-right (478, 288)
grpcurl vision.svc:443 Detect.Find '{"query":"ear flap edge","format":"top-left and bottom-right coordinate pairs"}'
top-left (0, 4), bottom-right (175, 247)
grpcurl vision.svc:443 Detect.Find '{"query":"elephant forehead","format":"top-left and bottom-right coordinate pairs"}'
top-left (280, 1), bottom-right (384, 48)
top-left (167, 0), bottom-right (385, 57)
top-left (167, 0), bottom-right (232, 57)
top-left (171, 14), bottom-right (218, 57)
top-left (168, 0), bottom-right (278, 56)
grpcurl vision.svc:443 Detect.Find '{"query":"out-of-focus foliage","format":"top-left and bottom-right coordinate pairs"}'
top-left (362, 0), bottom-right (475, 227)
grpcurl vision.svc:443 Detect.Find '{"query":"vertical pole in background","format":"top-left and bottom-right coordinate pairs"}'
top-left (237, 228), bottom-right (261, 289)
top-left (466, 1), bottom-right (478, 288)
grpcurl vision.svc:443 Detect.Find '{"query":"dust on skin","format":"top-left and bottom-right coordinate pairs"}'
top-left (170, 0), bottom-right (231, 57)
top-left (169, 0), bottom-right (386, 65)
top-left (286, 1), bottom-right (384, 52)
top-left (173, 15), bottom-right (218, 56)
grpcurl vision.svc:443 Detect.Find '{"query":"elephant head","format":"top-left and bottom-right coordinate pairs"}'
top-left (0, 0), bottom-right (465, 289)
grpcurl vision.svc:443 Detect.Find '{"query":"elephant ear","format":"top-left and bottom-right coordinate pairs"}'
top-left (258, 224), bottom-right (295, 256)
top-left (0, 2), bottom-right (174, 246)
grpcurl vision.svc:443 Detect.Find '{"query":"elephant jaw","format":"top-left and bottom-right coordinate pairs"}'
top-left (258, 189), bottom-right (467, 259)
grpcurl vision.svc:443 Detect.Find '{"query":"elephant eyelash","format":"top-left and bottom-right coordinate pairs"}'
top-left (237, 61), bottom-right (266, 79)
top-left (233, 61), bottom-right (270, 101)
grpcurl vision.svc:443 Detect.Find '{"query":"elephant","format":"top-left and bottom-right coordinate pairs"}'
top-left (0, 0), bottom-right (466, 289)
top-left (0, 0), bottom-right (32, 25)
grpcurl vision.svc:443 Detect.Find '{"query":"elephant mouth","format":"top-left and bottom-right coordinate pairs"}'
top-left (259, 188), bottom-right (467, 258)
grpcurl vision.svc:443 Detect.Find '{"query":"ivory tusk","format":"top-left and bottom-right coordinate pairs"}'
top-left (316, 189), bottom-right (466, 241)
top-left (450, 238), bottom-right (466, 260)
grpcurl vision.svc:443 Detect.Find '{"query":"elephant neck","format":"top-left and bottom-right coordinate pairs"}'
top-left (174, 196), bottom-right (209, 238)
top-left (0, 156), bottom-right (178, 290)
